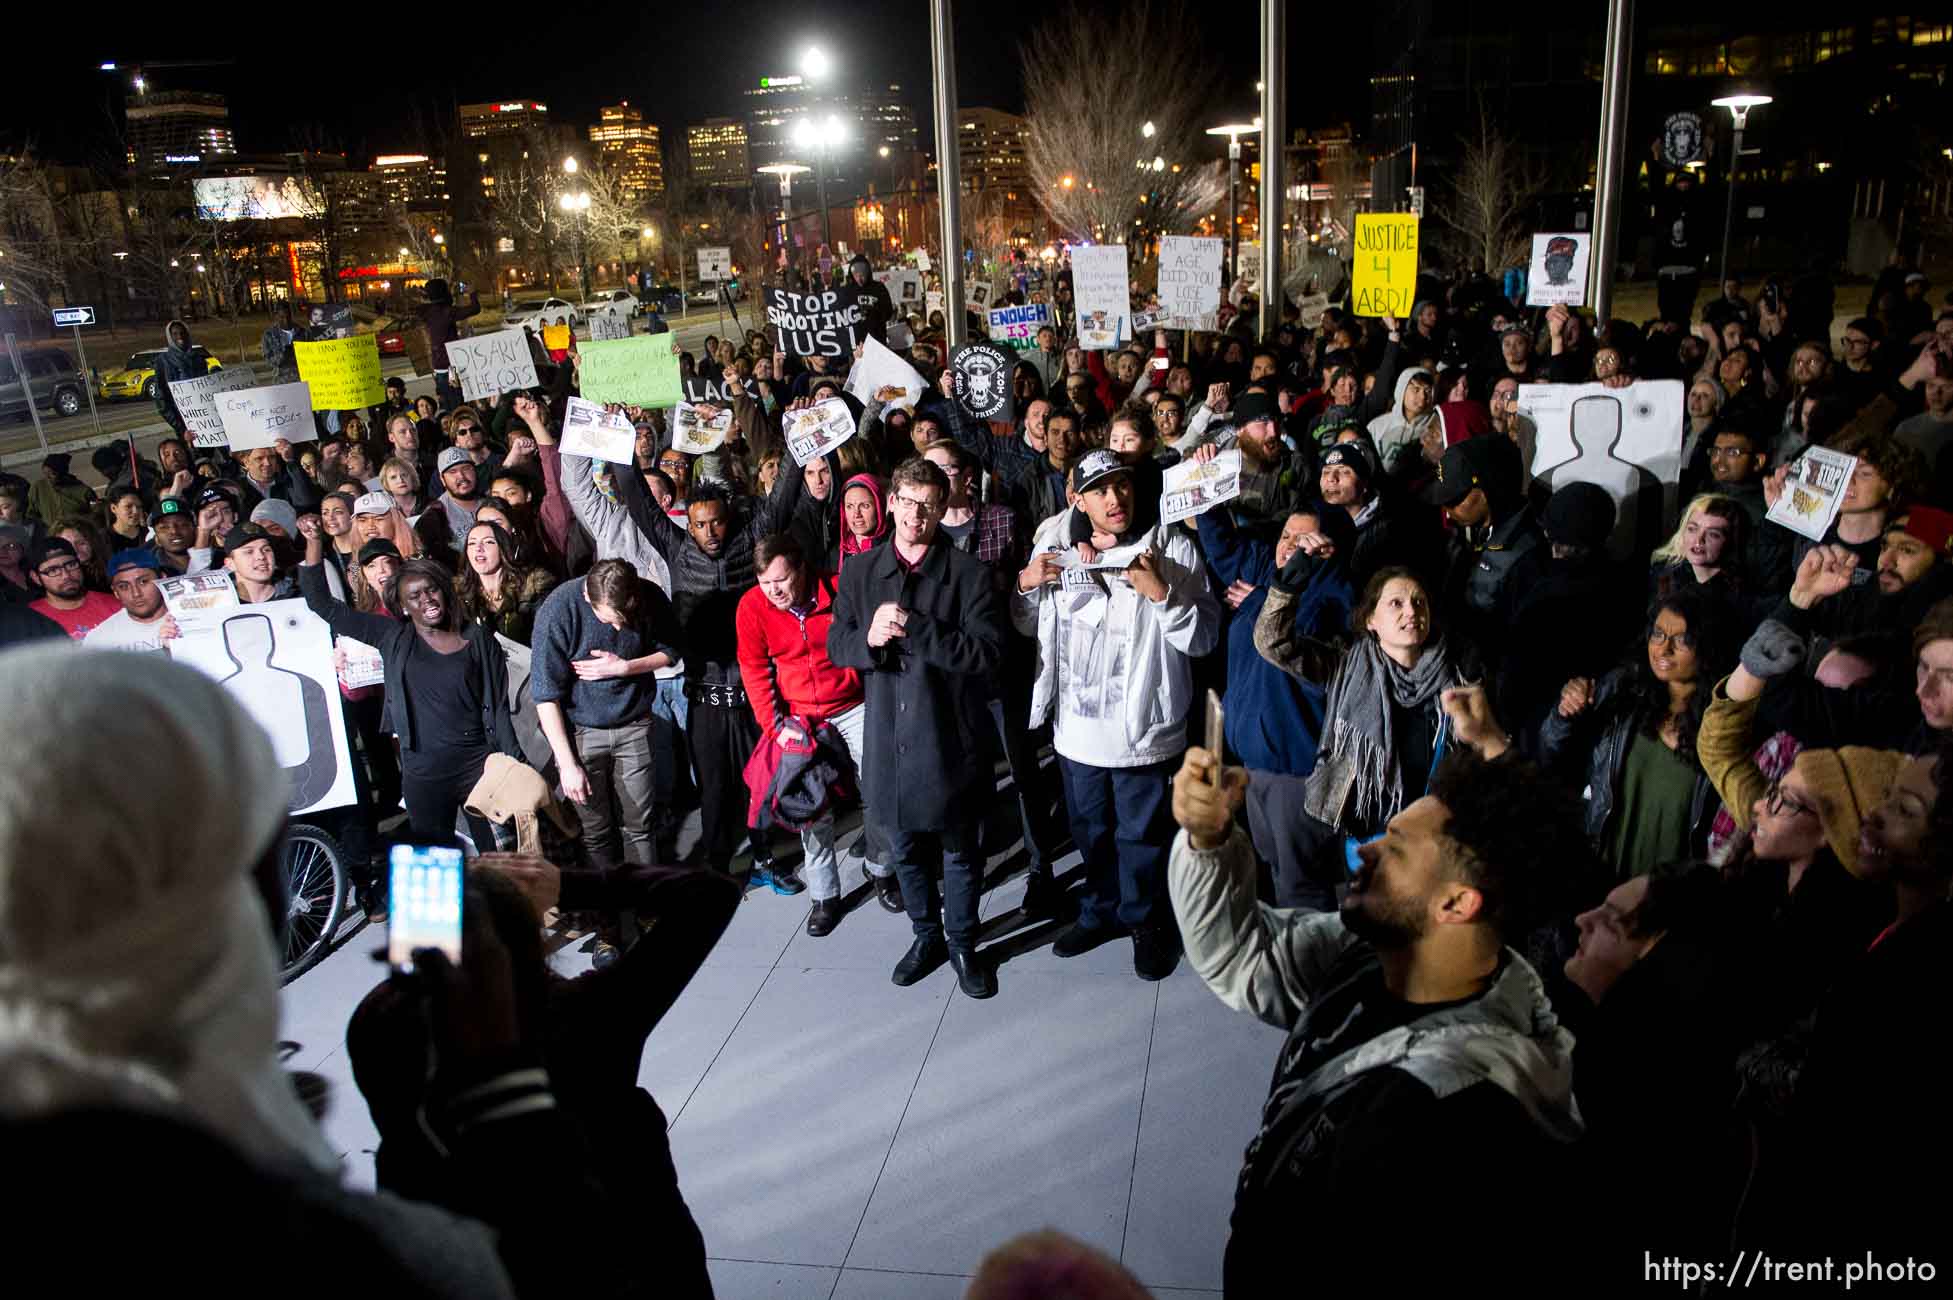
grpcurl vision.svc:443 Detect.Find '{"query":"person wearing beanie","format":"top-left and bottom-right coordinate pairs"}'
top-left (25, 537), bottom-right (121, 640)
top-left (1196, 388), bottom-right (1311, 532)
top-left (82, 549), bottom-right (178, 654)
top-left (1424, 433), bottom-right (1538, 664)
top-left (28, 452), bottom-right (95, 529)
top-left (844, 252), bottom-right (894, 346)
top-left (249, 497), bottom-right (299, 541)
top-left (1767, 513), bottom-right (1953, 649)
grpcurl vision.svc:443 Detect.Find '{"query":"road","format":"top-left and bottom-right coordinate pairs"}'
top-left (1, 306), bottom-right (754, 482)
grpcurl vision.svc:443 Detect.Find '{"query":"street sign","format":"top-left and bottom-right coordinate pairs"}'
top-left (1407, 187), bottom-right (1425, 218)
top-left (52, 306), bottom-right (96, 328)
top-left (697, 247), bottom-right (732, 282)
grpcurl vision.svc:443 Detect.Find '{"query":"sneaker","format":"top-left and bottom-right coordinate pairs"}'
top-left (806, 898), bottom-right (841, 937)
top-left (1132, 924), bottom-right (1182, 981)
top-left (1049, 920), bottom-right (1119, 959)
top-left (753, 863), bottom-right (807, 896)
top-left (866, 865), bottom-right (904, 913)
top-left (358, 880), bottom-right (389, 925)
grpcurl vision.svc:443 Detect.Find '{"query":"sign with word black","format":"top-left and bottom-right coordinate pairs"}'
top-left (950, 342), bottom-right (1014, 423)
top-left (764, 286), bottom-right (866, 358)
top-left (683, 376), bottom-right (731, 404)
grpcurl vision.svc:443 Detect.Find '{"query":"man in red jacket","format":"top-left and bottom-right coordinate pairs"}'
top-left (737, 531), bottom-right (901, 936)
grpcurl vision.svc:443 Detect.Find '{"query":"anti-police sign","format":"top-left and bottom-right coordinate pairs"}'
top-left (52, 306), bottom-right (96, 328)
top-left (986, 303), bottom-right (1049, 352)
top-left (765, 286), bottom-right (867, 358)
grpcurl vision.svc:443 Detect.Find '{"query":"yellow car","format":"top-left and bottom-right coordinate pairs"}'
top-left (97, 349), bottom-right (223, 401)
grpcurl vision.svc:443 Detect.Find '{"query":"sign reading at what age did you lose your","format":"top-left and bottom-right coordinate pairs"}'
top-left (293, 334), bottom-right (384, 410)
top-left (1352, 214), bottom-right (1419, 317)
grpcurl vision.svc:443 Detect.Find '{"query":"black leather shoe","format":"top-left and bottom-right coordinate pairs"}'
top-left (806, 898), bottom-right (841, 937)
top-left (892, 933), bottom-right (948, 986)
top-left (1132, 924), bottom-right (1182, 981)
top-left (1019, 871), bottom-right (1072, 921)
top-left (1050, 921), bottom-right (1119, 959)
top-left (948, 947), bottom-right (997, 999)
top-left (867, 866), bottom-right (905, 913)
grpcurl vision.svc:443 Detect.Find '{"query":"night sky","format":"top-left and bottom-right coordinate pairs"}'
top-left (3, 1), bottom-right (1364, 168)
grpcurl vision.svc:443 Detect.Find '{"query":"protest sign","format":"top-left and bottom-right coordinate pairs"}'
top-left (1296, 293), bottom-right (1330, 329)
top-left (1238, 241), bottom-right (1262, 289)
top-left (926, 289), bottom-right (945, 319)
top-left (173, 600), bottom-right (355, 814)
top-left (1072, 244), bottom-right (1130, 350)
top-left (447, 328), bottom-right (539, 402)
top-left (784, 397), bottom-right (857, 467)
top-left (891, 268), bottom-right (923, 305)
top-left (950, 342), bottom-right (1014, 423)
top-left (308, 303), bottom-right (355, 339)
top-left (157, 570), bottom-right (239, 648)
top-left (589, 308), bottom-right (632, 341)
top-left (1131, 308), bottom-right (1168, 333)
top-left (671, 402), bottom-right (733, 455)
top-left (169, 369), bottom-right (260, 448)
top-left (1157, 235), bottom-right (1224, 329)
top-left (1526, 234), bottom-right (1590, 307)
top-left (843, 335), bottom-right (928, 414)
top-left (1521, 379), bottom-right (1683, 560)
top-left (765, 286), bottom-right (866, 357)
top-left (336, 636), bottom-right (385, 690)
top-left (293, 334), bottom-right (383, 410)
top-left (541, 323), bottom-right (572, 352)
top-left (1160, 449), bottom-right (1244, 524)
top-left (968, 281), bottom-right (992, 310)
top-left (915, 248), bottom-right (932, 273)
top-left (987, 303), bottom-right (1050, 352)
top-left (218, 382), bottom-right (316, 451)
top-left (1766, 446), bottom-right (1858, 543)
top-left (683, 375), bottom-right (731, 404)
top-left (578, 336), bottom-right (682, 408)
top-left (559, 396), bottom-right (638, 464)
top-left (1351, 214), bottom-right (1419, 317)
top-left (698, 246), bottom-right (732, 280)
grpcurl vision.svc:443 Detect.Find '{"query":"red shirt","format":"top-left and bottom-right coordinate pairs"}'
top-left (31, 591), bottom-right (123, 641)
top-left (735, 575), bottom-right (863, 733)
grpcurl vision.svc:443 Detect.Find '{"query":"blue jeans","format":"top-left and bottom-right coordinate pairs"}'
top-left (1058, 754), bottom-right (1179, 932)
top-left (650, 676), bottom-right (692, 811)
top-left (881, 820), bottom-right (982, 950)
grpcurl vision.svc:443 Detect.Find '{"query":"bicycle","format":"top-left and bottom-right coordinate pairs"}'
top-left (280, 820), bottom-right (352, 983)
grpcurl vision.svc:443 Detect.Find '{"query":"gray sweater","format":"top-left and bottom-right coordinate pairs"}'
top-left (529, 576), bottom-right (678, 728)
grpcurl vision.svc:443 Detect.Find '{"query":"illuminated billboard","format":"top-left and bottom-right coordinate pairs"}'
top-left (193, 175), bottom-right (325, 222)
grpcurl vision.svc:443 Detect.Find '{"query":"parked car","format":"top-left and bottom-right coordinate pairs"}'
top-left (1, 348), bottom-right (91, 420)
top-left (371, 317), bottom-right (412, 357)
top-left (580, 288), bottom-right (640, 318)
top-left (641, 282), bottom-right (688, 316)
top-left (97, 348), bottom-right (224, 402)
top-left (502, 297), bottom-right (581, 331)
top-left (688, 279), bottom-right (744, 307)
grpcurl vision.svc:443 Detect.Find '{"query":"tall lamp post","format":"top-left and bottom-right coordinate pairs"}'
top-left (1207, 122), bottom-right (1259, 285)
top-left (794, 115), bottom-right (845, 259)
top-left (1711, 92), bottom-right (1773, 290)
top-left (559, 191), bottom-right (591, 302)
top-left (758, 163), bottom-right (811, 279)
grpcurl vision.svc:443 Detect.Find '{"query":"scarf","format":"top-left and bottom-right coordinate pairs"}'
top-left (1303, 634), bottom-right (1462, 831)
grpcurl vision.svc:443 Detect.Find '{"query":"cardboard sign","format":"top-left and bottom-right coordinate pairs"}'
top-left (169, 369), bottom-right (260, 448)
top-left (698, 246), bottom-right (732, 281)
top-left (218, 382), bottom-right (316, 451)
top-left (784, 397), bottom-right (857, 467)
top-left (1521, 379), bottom-right (1684, 561)
top-left (765, 286), bottom-right (866, 357)
top-left (559, 396), bottom-right (638, 464)
top-left (1160, 449), bottom-right (1243, 524)
top-left (447, 328), bottom-right (540, 401)
top-left (1072, 244), bottom-right (1130, 349)
top-left (541, 323), bottom-right (572, 352)
top-left (671, 401), bottom-right (733, 455)
top-left (589, 309), bottom-right (632, 341)
top-left (950, 342), bottom-right (1014, 423)
top-left (1157, 235), bottom-right (1224, 329)
top-left (293, 334), bottom-right (383, 410)
top-left (843, 335), bottom-right (928, 414)
top-left (1351, 214), bottom-right (1419, 317)
top-left (1766, 447), bottom-right (1858, 543)
top-left (578, 336), bottom-right (682, 408)
top-left (987, 302), bottom-right (1050, 352)
top-left (1526, 234), bottom-right (1590, 308)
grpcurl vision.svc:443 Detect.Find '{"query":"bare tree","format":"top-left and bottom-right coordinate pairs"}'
top-left (1433, 104), bottom-right (1544, 274)
top-left (1021, 0), bottom-right (1223, 244)
top-left (0, 150), bottom-right (72, 314)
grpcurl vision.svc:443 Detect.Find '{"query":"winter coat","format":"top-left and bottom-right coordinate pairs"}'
top-left (419, 291), bottom-right (482, 371)
top-left (832, 472), bottom-right (888, 576)
top-left (843, 264), bottom-right (895, 345)
top-left (1537, 666), bottom-right (1718, 858)
top-left (153, 320), bottom-right (214, 433)
top-left (1015, 510), bottom-right (1221, 769)
top-left (827, 536), bottom-right (1005, 832)
top-left (1365, 366), bottom-right (1437, 475)
top-left (735, 573), bottom-right (863, 734)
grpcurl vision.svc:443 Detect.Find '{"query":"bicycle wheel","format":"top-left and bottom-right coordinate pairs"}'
top-left (282, 822), bottom-right (350, 983)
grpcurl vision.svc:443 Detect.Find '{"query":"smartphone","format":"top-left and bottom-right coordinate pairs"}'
top-left (1204, 688), bottom-right (1225, 769)
top-left (388, 843), bottom-right (465, 973)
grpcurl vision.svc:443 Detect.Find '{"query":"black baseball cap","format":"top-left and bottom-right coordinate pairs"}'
top-left (357, 538), bottom-right (402, 567)
top-left (220, 523), bottom-right (274, 555)
top-left (150, 496), bottom-right (190, 527)
top-left (1421, 437), bottom-right (1518, 508)
top-left (195, 485), bottom-right (239, 514)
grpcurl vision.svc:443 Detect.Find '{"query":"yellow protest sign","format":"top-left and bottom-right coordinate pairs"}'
top-left (542, 323), bottom-right (571, 352)
top-left (293, 335), bottom-right (383, 410)
top-left (1351, 214), bottom-right (1419, 318)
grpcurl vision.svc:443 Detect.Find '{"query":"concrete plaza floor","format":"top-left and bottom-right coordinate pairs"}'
top-left (280, 813), bottom-right (1281, 1299)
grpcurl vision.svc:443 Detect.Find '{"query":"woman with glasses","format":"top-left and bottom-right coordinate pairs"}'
top-left (1541, 590), bottom-right (1735, 879)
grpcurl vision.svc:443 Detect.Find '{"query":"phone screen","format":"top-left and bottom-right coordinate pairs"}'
top-left (388, 844), bottom-right (465, 972)
top-left (1204, 689), bottom-right (1225, 769)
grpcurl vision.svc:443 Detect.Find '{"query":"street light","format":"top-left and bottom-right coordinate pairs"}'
top-left (1711, 91), bottom-right (1773, 289)
top-left (562, 156), bottom-right (578, 176)
top-left (759, 162), bottom-right (812, 275)
top-left (1207, 122), bottom-right (1259, 283)
top-left (559, 191), bottom-right (592, 301)
top-left (802, 46), bottom-right (831, 79)
top-left (793, 115), bottom-right (846, 255)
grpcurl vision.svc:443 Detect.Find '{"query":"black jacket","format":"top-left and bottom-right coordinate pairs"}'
top-left (827, 536), bottom-right (1005, 831)
top-left (844, 271), bottom-right (896, 345)
top-left (1538, 667), bottom-right (1718, 858)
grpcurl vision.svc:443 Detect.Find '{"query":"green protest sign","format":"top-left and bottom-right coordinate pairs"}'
top-left (576, 336), bottom-right (681, 408)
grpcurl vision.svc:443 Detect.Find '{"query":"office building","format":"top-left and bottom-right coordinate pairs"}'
top-left (125, 90), bottom-right (236, 173)
top-left (590, 103), bottom-right (665, 201)
top-left (957, 107), bottom-right (1030, 195)
top-left (460, 100), bottom-right (551, 139)
top-left (744, 76), bottom-right (920, 193)
top-left (686, 117), bottom-right (751, 189)
top-left (371, 154), bottom-right (450, 211)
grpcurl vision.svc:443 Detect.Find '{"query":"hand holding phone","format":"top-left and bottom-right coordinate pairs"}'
top-left (388, 843), bottom-right (465, 973)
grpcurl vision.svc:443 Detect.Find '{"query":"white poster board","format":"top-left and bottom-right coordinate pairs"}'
top-left (169, 369), bottom-right (260, 448)
top-left (217, 382), bottom-right (316, 451)
top-left (1526, 234), bottom-right (1591, 307)
top-left (1520, 379), bottom-right (1684, 561)
top-left (698, 246), bottom-right (732, 281)
top-left (1766, 447), bottom-right (1858, 543)
top-left (157, 570), bottom-right (239, 648)
top-left (446, 328), bottom-right (539, 402)
top-left (171, 598), bottom-right (356, 814)
top-left (926, 290), bottom-right (945, 320)
top-left (785, 397), bottom-right (857, 467)
top-left (914, 248), bottom-right (932, 273)
top-left (1157, 236), bottom-right (1224, 329)
top-left (1071, 244), bottom-right (1130, 350)
top-left (589, 308), bottom-right (632, 341)
top-left (1160, 449), bottom-right (1243, 524)
top-left (559, 396), bottom-right (638, 464)
top-left (671, 402), bottom-right (733, 455)
top-left (843, 335), bottom-right (929, 414)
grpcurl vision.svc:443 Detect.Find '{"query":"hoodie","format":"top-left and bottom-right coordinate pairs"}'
top-left (1365, 366), bottom-right (1436, 474)
top-left (154, 320), bottom-right (214, 434)
top-left (844, 255), bottom-right (895, 346)
top-left (833, 473), bottom-right (888, 574)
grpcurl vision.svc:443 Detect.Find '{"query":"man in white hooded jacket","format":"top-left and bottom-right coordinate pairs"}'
top-left (1013, 449), bottom-right (1220, 979)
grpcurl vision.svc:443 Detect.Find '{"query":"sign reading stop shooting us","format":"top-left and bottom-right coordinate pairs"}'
top-left (765, 286), bottom-right (867, 358)
top-left (1352, 214), bottom-right (1419, 318)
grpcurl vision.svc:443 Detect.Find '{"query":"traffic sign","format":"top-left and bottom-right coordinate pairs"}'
top-left (52, 306), bottom-right (96, 327)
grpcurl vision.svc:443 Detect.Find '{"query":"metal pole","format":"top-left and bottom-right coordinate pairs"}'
top-left (1589, 0), bottom-right (1635, 323)
top-left (1717, 124), bottom-right (1744, 290)
top-left (4, 333), bottom-right (50, 454)
top-left (1258, 0), bottom-right (1286, 338)
top-left (1227, 142), bottom-right (1241, 286)
top-left (816, 154), bottom-right (832, 259)
top-left (930, 0), bottom-right (967, 347)
top-left (73, 324), bottom-right (103, 437)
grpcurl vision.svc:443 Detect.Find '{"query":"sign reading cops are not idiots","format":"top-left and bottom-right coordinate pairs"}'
top-left (765, 286), bottom-right (867, 358)
top-left (1351, 214), bottom-right (1419, 318)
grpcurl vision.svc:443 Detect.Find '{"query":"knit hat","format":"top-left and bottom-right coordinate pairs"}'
top-left (1542, 481), bottom-right (1617, 550)
top-left (352, 491), bottom-right (394, 517)
top-left (1791, 746), bottom-right (1905, 877)
top-left (1320, 441), bottom-right (1376, 484)
top-left (1232, 390), bottom-right (1278, 428)
top-left (249, 499), bottom-right (298, 538)
top-left (194, 485), bottom-right (238, 514)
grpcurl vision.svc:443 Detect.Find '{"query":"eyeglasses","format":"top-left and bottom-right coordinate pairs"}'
top-left (37, 559), bottom-right (82, 576)
top-left (1647, 627), bottom-right (1696, 651)
top-left (1709, 446), bottom-right (1753, 459)
top-left (1844, 335), bottom-right (1872, 348)
top-left (891, 495), bottom-right (940, 516)
top-left (1765, 783), bottom-right (1816, 819)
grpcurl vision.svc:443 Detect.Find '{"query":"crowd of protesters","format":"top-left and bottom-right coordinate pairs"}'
top-left (4, 229), bottom-right (1952, 1298)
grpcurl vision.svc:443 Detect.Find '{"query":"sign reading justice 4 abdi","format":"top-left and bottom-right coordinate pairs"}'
top-left (1351, 214), bottom-right (1419, 318)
